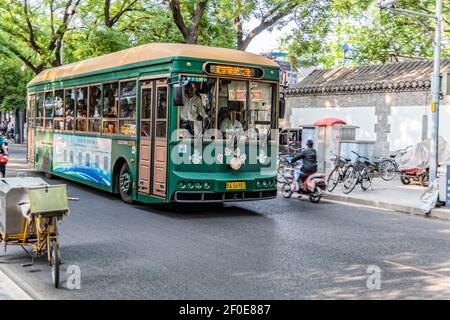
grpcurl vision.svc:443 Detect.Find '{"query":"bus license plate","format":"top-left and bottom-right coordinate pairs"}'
top-left (226, 181), bottom-right (246, 190)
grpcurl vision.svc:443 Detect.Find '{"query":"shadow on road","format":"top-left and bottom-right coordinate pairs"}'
top-left (134, 202), bottom-right (264, 219)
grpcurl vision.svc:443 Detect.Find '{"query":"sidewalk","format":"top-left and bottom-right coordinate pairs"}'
top-left (0, 270), bottom-right (32, 300)
top-left (323, 177), bottom-right (450, 221)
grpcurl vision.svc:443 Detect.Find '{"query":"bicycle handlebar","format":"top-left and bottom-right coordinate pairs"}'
top-left (351, 150), bottom-right (369, 160)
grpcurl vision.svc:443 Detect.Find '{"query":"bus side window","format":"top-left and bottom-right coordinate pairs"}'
top-left (64, 88), bottom-right (76, 131)
top-left (76, 87), bottom-right (88, 132)
top-left (88, 85), bottom-right (101, 133)
top-left (103, 82), bottom-right (119, 134)
top-left (36, 92), bottom-right (45, 128)
top-left (119, 80), bottom-right (136, 136)
top-left (44, 91), bottom-right (54, 129)
top-left (53, 90), bottom-right (64, 130)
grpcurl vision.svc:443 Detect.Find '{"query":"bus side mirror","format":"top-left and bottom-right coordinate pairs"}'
top-left (279, 97), bottom-right (286, 119)
top-left (173, 84), bottom-right (185, 106)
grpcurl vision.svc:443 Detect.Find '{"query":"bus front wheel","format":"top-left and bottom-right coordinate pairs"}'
top-left (119, 163), bottom-right (134, 204)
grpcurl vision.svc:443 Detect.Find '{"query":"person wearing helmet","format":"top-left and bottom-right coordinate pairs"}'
top-left (290, 139), bottom-right (317, 190)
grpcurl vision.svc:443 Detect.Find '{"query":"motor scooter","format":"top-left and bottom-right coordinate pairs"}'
top-left (281, 172), bottom-right (326, 203)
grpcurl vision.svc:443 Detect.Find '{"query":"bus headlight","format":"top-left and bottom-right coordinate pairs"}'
top-left (178, 181), bottom-right (185, 188)
top-left (204, 182), bottom-right (210, 189)
top-left (195, 182), bottom-right (202, 189)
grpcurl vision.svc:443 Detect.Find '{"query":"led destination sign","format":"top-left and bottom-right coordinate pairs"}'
top-left (203, 63), bottom-right (264, 78)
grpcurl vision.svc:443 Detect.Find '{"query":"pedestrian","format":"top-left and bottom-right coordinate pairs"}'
top-left (7, 121), bottom-right (14, 138)
top-left (0, 134), bottom-right (9, 178)
top-left (0, 121), bottom-right (6, 135)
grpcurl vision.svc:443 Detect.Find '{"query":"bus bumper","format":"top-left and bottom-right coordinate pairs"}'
top-left (173, 189), bottom-right (277, 203)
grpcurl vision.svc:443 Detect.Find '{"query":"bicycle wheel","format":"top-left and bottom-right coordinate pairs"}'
top-left (277, 158), bottom-right (288, 183)
top-left (361, 168), bottom-right (373, 191)
top-left (342, 165), bottom-right (358, 194)
top-left (277, 166), bottom-right (285, 183)
top-left (281, 182), bottom-right (293, 198)
top-left (379, 159), bottom-right (396, 181)
top-left (326, 167), bottom-right (340, 192)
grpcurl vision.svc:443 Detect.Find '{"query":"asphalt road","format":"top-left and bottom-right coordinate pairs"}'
top-left (2, 145), bottom-right (450, 299)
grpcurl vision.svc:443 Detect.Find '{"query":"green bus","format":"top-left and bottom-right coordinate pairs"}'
top-left (26, 43), bottom-right (282, 204)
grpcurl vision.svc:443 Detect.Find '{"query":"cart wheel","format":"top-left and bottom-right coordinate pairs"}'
top-left (50, 239), bottom-right (60, 288)
top-left (420, 172), bottom-right (429, 187)
top-left (400, 175), bottom-right (411, 185)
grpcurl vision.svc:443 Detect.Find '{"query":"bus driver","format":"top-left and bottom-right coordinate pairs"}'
top-left (180, 83), bottom-right (209, 136)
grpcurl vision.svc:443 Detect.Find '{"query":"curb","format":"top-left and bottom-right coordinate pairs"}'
top-left (429, 208), bottom-right (450, 222)
top-left (0, 269), bottom-right (33, 300)
top-left (323, 192), bottom-right (450, 222)
top-left (323, 193), bottom-right (424, 215)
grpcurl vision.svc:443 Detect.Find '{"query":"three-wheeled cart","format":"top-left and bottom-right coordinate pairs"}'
top-left (0, 177), bottom-right (70, 288)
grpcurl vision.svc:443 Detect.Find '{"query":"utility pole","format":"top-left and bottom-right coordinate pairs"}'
top-left (377, 0), bottom-right (443, 185)
top-left (429, 0), bottom-right (442, 185)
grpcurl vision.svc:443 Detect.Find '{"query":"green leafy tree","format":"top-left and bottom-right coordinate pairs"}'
top-left (0, 58), bottom-right (32, 111)
top-left (0, 0), bottom-right (82, 74)
top-left (283, 0), bottom-right (450, 67)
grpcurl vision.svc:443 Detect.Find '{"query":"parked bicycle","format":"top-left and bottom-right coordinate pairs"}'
top-left (326, 153), bottom-right (353, 192)
top-left (277, 143), bottom-right (304, 183)
top-left (372, 145), bottom-right (413, 181)
top-left (277, 154), bottom-right (295, 183)
top-left (341, 151), bottom-right (375, 194)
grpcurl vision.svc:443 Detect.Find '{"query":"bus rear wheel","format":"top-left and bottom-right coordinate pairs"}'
top-left (119, 163), bottom-right (134, 204)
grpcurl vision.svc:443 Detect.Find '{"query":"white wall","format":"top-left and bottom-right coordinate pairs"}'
top-left (290, 107), bottom-right (376, 141)
top-left (388, 106), bottom-right (427, 152)
top-left (388, 104), bottom-right (450, 152)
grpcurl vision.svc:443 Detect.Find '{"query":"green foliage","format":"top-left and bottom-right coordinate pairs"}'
top-left (0, 58), bottom-right (32, 111)
top-left (284, 0), bottom-right (450, 68)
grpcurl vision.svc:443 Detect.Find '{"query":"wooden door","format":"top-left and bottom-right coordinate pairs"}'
top-left (138, 82), bottom-right (152, 194)
top-left (152, 82), bottom-right (168, 197)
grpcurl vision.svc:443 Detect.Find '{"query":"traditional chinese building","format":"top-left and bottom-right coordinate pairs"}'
top-left (285, 60), bottom-right (450, 156)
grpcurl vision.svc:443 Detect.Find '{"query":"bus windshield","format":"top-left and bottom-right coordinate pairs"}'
top-left (178, 77), bottom-right (275, 140)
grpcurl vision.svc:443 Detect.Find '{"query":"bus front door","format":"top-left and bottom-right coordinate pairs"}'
top-left (138, 80), bottom-right (168, 198)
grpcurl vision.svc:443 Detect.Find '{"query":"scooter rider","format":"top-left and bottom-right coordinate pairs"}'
top-left (290, 139), bottom-right (318, 190)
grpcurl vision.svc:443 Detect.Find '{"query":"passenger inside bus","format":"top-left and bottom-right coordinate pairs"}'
top-left (219, 109), bottom-right (243, 132)
top-left (77, 99), bottom-right (87, 117)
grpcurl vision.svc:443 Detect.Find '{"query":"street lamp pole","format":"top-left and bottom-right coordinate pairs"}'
top-left (429, 0), bottom-right (442, 185)
top-left (378, 0), bottom-right (443, 185)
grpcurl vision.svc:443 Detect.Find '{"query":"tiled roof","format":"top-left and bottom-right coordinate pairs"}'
top-left (286, 59), bottom-right (450, 96)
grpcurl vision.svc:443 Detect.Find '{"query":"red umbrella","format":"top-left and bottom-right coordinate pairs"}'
top-left (313, 118), bottom-right (347, 126)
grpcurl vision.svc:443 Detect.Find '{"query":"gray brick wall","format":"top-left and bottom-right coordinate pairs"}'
top-left (286, 90), bottom-right (432, 157)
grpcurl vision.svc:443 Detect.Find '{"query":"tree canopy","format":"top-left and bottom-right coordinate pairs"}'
top-left (0, 0), bottom-right (449, 111)
top-left (284, 0), bottom-right (450, 68)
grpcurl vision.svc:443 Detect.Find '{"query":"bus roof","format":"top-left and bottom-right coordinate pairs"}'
top-left (29, 43), bottom-right (279, 85)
